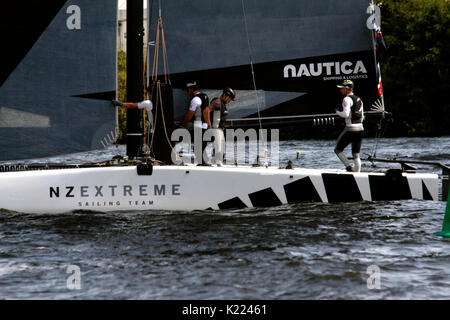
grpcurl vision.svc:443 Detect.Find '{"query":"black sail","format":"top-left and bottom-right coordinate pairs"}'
top-left (148, 0), bottom-right (379, 126)
top-left (0, 0), bottom-right (117, 161)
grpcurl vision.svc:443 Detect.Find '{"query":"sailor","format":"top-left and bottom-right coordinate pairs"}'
top-left (203, 88), bottom-right (235, 165)
top-left (203, 87), bottom-right (235, 129)
top-left (111, 89), bottom-right (153, 125)
top-left (181, 81), bottom-right (210, 164)
top-left (112, 90), bottom-right (154, 154)
top-left (334, 80), bottom-right (364, 172)
top-left (181, 81), bottom-right (209, 129)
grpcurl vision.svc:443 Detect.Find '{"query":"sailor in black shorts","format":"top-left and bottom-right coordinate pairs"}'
top-left (334, 80), bottom-right (364, 172)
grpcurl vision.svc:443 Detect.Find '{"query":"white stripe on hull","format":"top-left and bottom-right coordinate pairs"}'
top-left (0, 165), bottom-right (439, 214)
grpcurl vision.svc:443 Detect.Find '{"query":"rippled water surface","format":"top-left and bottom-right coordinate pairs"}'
top-left (0, 137), bottom-right (449, 299)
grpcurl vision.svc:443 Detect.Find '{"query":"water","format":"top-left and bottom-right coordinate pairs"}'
top-left (0, 136), bottom-right (449, 299)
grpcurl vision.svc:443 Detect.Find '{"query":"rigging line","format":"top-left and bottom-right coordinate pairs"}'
top-left (142, 24), bottom-right (149, 153)
top-left (147, 0), bottom-right (154, 89)
top-left (157, 18), bottom-right (170, 83)
top-left (143, 23), bottom-right (148, 96)
top-left (371, 120), bottom-right (382, 158)
top-left (149, 1), bottom-right (170, 84)
top-left (158, 0), bottom-right (162, 77)
top-left (157, 81), bottom-right (177, 157)
top-left (162, 30), bottom-right (170, 81)
top-left (146, 121), bottom-right (151, 155)
top-left (159, 14), bottom-right (171, 82)
top-left (160, 19), bottom-right (168, 82)
top-left (152, 21), bottom-right (160, 81)
top-left (152, 17), bottom-right (163, 81)
top-left (0, 119), bottom-right (64, 156)
top-left (241, 0), bottom-right (263, 132)
top-left (371, 116), bottom-right (390, 159)
top-left (152, 18), bottom-right (170, 83)
top-left (148, 85), bottom-right (159, 157)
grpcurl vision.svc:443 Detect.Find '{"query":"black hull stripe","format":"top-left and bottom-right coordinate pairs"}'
top-left (284, 176), bottom-right (322, 203)
top-left (218, 197), bottom-right (247, 210)
top-left (249, 188), bottom-right (282, 207)
top-left (369, 174), bottom-right (412, 201)
top-left (422, 180), bottom-right (433, 201)
top-left (322, 173), bottom-right (363, 202)
top-left (215, 172), bottom-right (432, 209)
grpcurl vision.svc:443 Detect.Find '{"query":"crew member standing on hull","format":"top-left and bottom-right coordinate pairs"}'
top-left (203, 87), bottom-right (235, 165)
top-left (334, 80), bottom-right (364, 172)
top-left (181, 81), bottom-right (210, 164)
top-left (203, 87), bottom-right (235, 129)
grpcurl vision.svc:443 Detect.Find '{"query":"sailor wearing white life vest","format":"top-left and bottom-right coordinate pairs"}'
top-left (181, 81), bottom-right (210, 164)
top-left (203, 88), bottom-right (235, 166)
top-left (334, 80), bottom-right (364, 172)
top-left (182, 81), bottom-right (209, 130)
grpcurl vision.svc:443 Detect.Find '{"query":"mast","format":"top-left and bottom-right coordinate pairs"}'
top-left (126, 0), bottom-right (144, 159)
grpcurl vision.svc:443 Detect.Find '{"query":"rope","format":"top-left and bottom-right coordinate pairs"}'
top-left (241, 0), bottom-right (269, 164)
top-left (148, 4), bottom-right (178, 163)
top-left (161, 20), bottom-right (168, 82)
top-left (142, 33), bottom-right (148, 154)
top-left (151, 16), bottom-right (169, 82)
top-left (241, 0), bottom-right (263, 132)
top-left (148, 1), bottom-right (154, 70)
top-left (0, 118), bottom-right (64, 156)
top-left (148, 86), bottom-right (158, 157)
top-left (370, 121), bottom-right (382, 159)
top-left (157, 81), bottom-right (175, 152)
top-left (370, 116), bottom-right (391, 159)
top-left (152, 20), bottom-right (160, 81)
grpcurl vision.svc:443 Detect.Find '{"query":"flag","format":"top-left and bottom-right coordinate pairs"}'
top-left (374, 25), bottom-right (385, 96)
top-left (374, 24), bottom-right (387, 63)
top-left (370, 4), bottom-right (386, 96)
top-left (376, 63), bottom-right (383, 96)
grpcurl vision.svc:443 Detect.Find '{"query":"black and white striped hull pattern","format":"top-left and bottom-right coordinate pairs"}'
top-left (0, 165), bottom-right (439, 214)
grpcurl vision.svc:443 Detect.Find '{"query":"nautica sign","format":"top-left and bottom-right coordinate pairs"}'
top-left (283, 61), bottom-right (367, 78)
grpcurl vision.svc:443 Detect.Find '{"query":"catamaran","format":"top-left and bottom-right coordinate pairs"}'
top-left (0, 0), bottom-right (447, 214)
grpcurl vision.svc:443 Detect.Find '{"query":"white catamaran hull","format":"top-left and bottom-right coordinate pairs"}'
top-left (0, 165), bottom-right (439, 214)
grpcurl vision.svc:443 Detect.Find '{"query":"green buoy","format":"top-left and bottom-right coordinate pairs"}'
top-left (437, 189), bottom-right (450, 238)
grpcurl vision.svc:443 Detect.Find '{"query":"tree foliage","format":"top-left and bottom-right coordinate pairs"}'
top-left (117, 50), bottom-right (127, 143)
top-left (379, 0), bottom-right (450, 136)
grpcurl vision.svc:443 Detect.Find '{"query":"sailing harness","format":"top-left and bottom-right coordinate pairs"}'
top-left (193, 93), bottom-right (210, 126)
top-left (348, 95), bottom-right (363, 124)
top-left (209, 97), bottom-right (229, 129)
